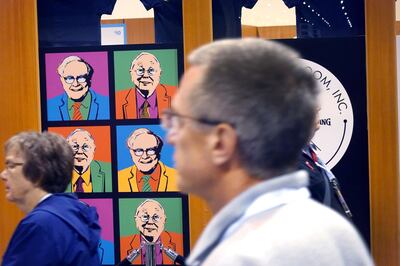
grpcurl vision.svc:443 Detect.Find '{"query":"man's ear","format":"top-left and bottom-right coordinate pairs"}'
top-left (208, 124), bottom-right (237, 166)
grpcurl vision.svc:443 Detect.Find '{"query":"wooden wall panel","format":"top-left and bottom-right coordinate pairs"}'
top-left (396, 21), bottom-right (400, 35)
top-left (257, 25), bottom-right (297, 39)
top-left (101, 19), bottom-right (124, 25)
top-left (365, 1), bottom-right (400, 265)
top-left (102, 18), bottom-right (154, 44)
top-left (182, 0), bottom-right (213, 248)
top-left (242, 25), bottom-right (258, 38)
top-left (124, 18), bottom-right (155, 44)
top-left (0, 0), bottom-right (40, 261)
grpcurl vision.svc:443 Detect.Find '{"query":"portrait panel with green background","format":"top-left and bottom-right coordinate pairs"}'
top-left (114, 49), bottom-right (179, 92)
top-left (119, 197), bottom-right (183, 237)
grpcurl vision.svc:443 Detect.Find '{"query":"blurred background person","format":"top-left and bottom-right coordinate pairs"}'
top-left (300, 106), bottom-right (352, 218)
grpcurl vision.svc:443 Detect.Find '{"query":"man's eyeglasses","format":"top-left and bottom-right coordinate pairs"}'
top-left (70, 143), bottom-right (92, 153)
top-left (133, 66), bottom-right (157, 77)
top-left (63, 75), bottom-right (88, 84)
top-left (138, 213), bottom-right (161, 223)
top-left (132, 147), bottom-right (158, 157)
top-left (161, 109), bottom-right (223, 132)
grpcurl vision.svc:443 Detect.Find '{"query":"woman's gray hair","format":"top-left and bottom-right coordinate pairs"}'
top-left (5, 131), bottom-right (74, 193)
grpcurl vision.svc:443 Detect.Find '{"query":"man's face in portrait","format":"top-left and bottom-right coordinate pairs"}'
top-left (60, 60), bottom-right (90, 101)
top-left (129, 133), bottom-right (160, 174)
top-left (135, 200), bottom-right (166, 243)
top-left (130, 54), bottom-right (161, 97)
top-left (67, 130), bottom-right (96, 173)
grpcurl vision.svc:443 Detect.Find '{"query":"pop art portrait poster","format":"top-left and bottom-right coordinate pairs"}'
top-left (119, 197), bottom-right (184, 265)
top-left (116, 124), bottom-right (177, 192)
top-left (39, 43), bottom-right (188, 265)
top-left (48, 125), bottom-right (113, 193)
top-left (44, 51), bottom-right (110, 121)
top-left (114, 49), bottom-right (179, 120)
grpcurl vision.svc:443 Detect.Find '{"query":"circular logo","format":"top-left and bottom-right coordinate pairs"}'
top-left (300, 59), bottom-right (354, 169)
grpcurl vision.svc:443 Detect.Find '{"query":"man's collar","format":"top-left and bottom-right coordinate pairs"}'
top-left (67, 89), bottom-right (92, 109)
top-left (186, 170), bottom-right (309, 265)
top-left (72, 166), bottom-right (92, 185)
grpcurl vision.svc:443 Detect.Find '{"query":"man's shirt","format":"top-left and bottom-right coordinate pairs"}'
top-left (67, 91), bottom-right (92, 120)
top-left (136, 164), bottom-right (162, 192)
top-left (136, 90), bottom-right (159, 118)
top-left (72, 168), bottom-right (93, 193)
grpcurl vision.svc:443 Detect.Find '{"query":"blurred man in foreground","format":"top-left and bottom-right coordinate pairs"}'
top-left (1, 131), bottom-right (101, 265)
top-left (162, 38), bottom-right (373, 265)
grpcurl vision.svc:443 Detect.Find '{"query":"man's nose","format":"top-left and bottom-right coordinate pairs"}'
top-left (142, 72), bottom-right (152, 78)
top-left (166, 130), bottom-right (176, 146)
top-left (75, 148), bottom-right (82, 154)
top-left (0, 169), bottom-right (7, 181)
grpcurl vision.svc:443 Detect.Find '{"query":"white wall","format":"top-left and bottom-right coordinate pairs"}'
top-left (102, 0), bottom-right (296, 26)
top-left (242, 0), bottom-right (296, 26)
top-left (102, 0), bottom-right (153, 20)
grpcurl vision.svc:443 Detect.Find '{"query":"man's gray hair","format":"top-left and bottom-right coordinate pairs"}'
top-left (126, 128), bottom-right (164, 152)
top-left (134, 199), bottom-right (167, 219)
top-left (57, 55), bottom-right (93, 79)
top-left (130, 52), bottom-right (161, 71)
top-left (188, 38), bottom-right (319, 179)
top-left (66, 128), bottom-right (95, 143)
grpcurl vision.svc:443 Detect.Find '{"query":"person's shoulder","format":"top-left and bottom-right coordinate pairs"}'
top-left (90, 88), bottom-right (109, 100)
top-left (35, 193), bottom-right (90, 215)
top-left (91, 160), bottom-right (110, 170)
top-left (159, 161), bottom-right (175, 171)
top-left (161, 230), bottom-right (181, 239)
top-left (272, 199), bottom-right (353, 232)
top-left (47, 93), bottom-right (65, 104)
top-left (261, 200), bottom-right (369, 253)
top-left (158, 84), bottom-right (177, 94)
top-left (115, 88), bottom-right (136, 104)
top-left (223, 198), bottom-right (360, 245)
top-left (118, 165), bottom-right (135, 175)
top-left (116, 88), bottom-right (134, 97)
top-left (207, 200), bottom-right (372, 265)
top-left (24, 202), bottom-right (70, 228)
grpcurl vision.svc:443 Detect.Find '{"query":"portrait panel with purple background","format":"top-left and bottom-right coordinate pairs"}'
top-left (45, 51), bottom-right (110, 121)
top-left (81, 198), bottom-right (115, 265)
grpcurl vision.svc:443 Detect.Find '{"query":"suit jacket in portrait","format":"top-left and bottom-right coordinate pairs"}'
top-left (118, 161), bottom-right (177, 192)
top-left (47, 88), bottom-right (110, 121)
top-left (98, 238), bottom-right (114, 265)
top-left (66, 160), bottom-right (112, 193)
top-left (120, 231), bottom-right (183, 265)
top-left (115, 84), bottom-right (176, 119)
